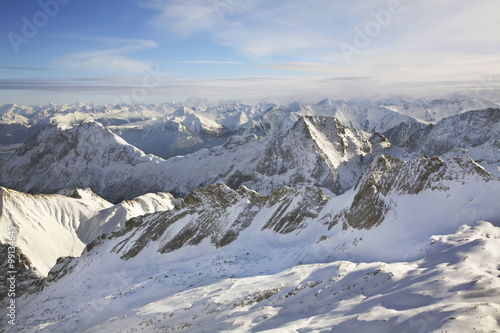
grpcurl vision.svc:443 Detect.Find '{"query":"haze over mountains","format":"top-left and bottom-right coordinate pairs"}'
top-left (1, 94), bottom-right (500, 332)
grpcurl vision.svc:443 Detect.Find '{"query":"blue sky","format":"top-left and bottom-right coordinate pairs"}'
top-left (1, 0), bottom-right (499, 105)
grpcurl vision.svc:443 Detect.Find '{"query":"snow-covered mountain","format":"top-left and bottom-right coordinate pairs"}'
top-left (110, 113), bottom-right (229, 158)
top-left (404, 108), bottom-right (500, 176)
top-left (0, 95), bottom-right (499, 332)
top-left (0, 121), bottom-right (170, 202)
top-left (0, 187), bottom-right (111, 300)
top-left (0, 115), bottom-right (391, 201)
top-left (2, 150), bottom-right (498, 332)
top-left (376, 93), bottom-right (500, 122)
top-left (252, 116), bottom-right (390, 195)
top-left (12, 221), bottom-right (500, 332)
top-left (3, 108), bottom-right (498, 202)
top-left (0, 187), bottom-right (111, 277)
top-left (0, 186), bottom-right (178, 300)
top-left (314, 98), bottom-right (422, 134)
top-left (0, 93), bottom-right (497, 159)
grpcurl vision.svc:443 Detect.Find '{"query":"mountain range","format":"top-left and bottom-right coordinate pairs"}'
top-left (0, 94), bottom-right (499, 332)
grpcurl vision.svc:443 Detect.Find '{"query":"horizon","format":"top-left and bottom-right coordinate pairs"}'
top-left (1, 91), bottom-right (497, 109)
top-left (1, 0), bottom-right (499, 105)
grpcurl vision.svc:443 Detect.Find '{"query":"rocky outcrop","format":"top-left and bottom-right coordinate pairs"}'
top-left (0, 122), bottom-right (167, 202)
top-left (406, 108), bottom-right (500, 155)
top-left (0, 116), bottom-right (390, 202)
top-left (382, 119), bottom-right (427, 146)
top-left (336, 154), bottom-right (494, 230)
top-left (101, 184), bottom-right (331, 261)
top-left (0, 244), bottom-right (44, 300)
top-left (254, 116), bottom-right (391, 195)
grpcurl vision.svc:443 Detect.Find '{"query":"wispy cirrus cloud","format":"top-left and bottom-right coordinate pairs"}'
top-left (169, 60), bottom-right (244, 65)
top-left (2, 70), bottom-right (498, 104)
top-left (141, 0), bottom-right (500, 63)
top-left (140, 0), bottom-right (338, 57)
top-left (48, 34), bottom-right (159, 47)
top-left (138, 0), bottom-right (497, 100)
top-left (53, 35), bottom-right (159, 74)
top-left (0, 66), bottom-right (54, 71)
top-left (2, 1), bottom-right (499, 104)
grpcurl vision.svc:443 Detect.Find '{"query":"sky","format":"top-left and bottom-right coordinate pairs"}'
top-left (0, 0), bottom-right (499, 105)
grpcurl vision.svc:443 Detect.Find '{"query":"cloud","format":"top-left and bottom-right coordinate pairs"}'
top-left (54, 36), bottom-right (159, 74)
top-left (49, 34), bottom-right (159, 48)
top-left (2, 69), bottom-right (498, 103)
top-left (141, 0), bottom-right (339, 57)
top-left (141, 0), bottom-right (500, 60)
top-left (0, 66), bottom-right (54, 71)
top-left (144, 0), bottom-right (221, 36)
top-left (169, 60), bottom-right (244, 64)
top-left (136, 0), bottom-right (500, 97)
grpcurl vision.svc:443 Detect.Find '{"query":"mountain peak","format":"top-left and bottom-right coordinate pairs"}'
top-left (337, 154), bottom-right (495, 230)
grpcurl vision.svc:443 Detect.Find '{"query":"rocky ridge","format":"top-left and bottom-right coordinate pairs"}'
top-left (0, 115), bottom-right (391, 201)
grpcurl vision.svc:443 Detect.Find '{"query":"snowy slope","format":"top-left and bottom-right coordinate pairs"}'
top-left (77, 192), bottom-right (180, 244)
top-left (15, 221), bottom-right (499, 333)
top-left (0, 121), bottom-right (170, 202)
top-left (253, 116), bottom-right (391, 195)
top-left (377, 93), bottom-right (499, 122)
top-left (406, 108), bottom-right (500, 176)
top-left (0, 186), bottom-right (180, 286)
top-left (4, 152), bottom-right (499, 332)
top-left (90, 154), bottom-right (500, 266)
top-left (0, 120), bottom-right (265, 201)
top-left (111, 120), bottom-right (205, 158)
top-left (0, 104), bottom-right (35, 125)
top-left (314, 98), bottom-right (422, 134)
top-left (1, 94), bottom-right (496, 160)
top-left (1, 94), bottom-right (495, 130)
top-left (0, 187), bottom-right (112, 277)
top-left (0, 103), bottom-right (175, 127)
top-left (1, 96), bottom-right (499, 332)
top-left (0, 115), bottom-right (391, 201)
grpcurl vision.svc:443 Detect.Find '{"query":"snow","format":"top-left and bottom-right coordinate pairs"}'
top-left (1, 151), bottom-right (498, 331)
top-left (0, 95), bottom-right (499, 332)
top-left (0, 187), bottom-right (111, 275)
top-left (7, 220), bottom-right (500, 332)
top-left (77, 192), bottom-right (178, 244)
top-left (0, 187), bottom-right (178, 275)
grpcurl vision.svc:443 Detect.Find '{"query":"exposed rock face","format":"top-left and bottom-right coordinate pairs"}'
top-left (382, 119), bottom-right (427, 146)
top-left (0, 116), bottom-right (390, 202)
top-left (336, 155), bottom-right (494, 230)
top-left (406, 108), bottom-right (500, 154)
top-left (0, 244), bottom-right (44, 300)
top-left (107, 184), bottom-right (330, 261)
top-left (5, 144), bottom-right (499, 332)
top-left (261, 186), bottom-right (329, 234)
top-left (253, 116), bottom-right (391, 195)
top-left (0, 121), bottom-right (166, 202)
top-left (404, 108), bottom-right (500, 170)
